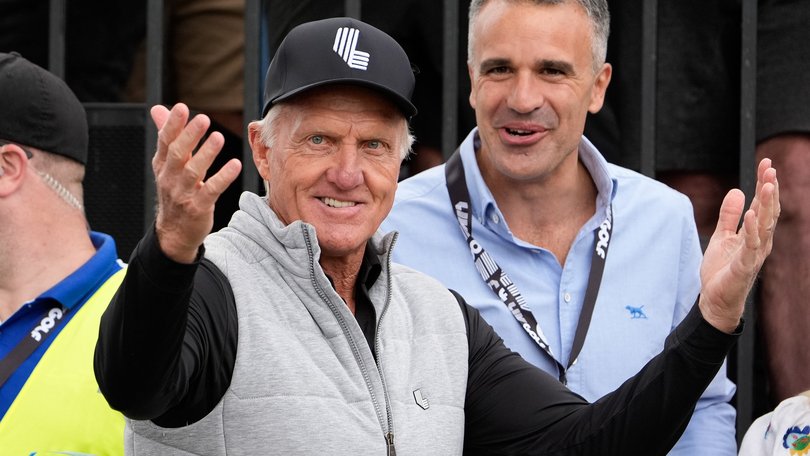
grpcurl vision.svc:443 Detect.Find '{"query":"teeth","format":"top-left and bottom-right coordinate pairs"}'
top-left (507, 128), bottom-right (533, 136)
top-left (321, 197), bottom-right (356, 208)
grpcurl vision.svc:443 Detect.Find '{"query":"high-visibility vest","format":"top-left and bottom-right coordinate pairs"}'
top-left (0, 269), bottom-right (126, 455)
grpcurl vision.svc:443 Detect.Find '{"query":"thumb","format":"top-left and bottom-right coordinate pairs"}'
top-left (713, 188), bottom-right (746, 236)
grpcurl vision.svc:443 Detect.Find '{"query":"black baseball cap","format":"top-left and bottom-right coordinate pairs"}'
top-left (0, 52), bottom-right (88, 164)
top-left (263, 17), bottom-right (417, 119)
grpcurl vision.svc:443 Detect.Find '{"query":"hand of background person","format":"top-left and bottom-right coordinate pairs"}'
top-left (150, 103), bottom-right (242, 263)
top-left (698, 158), bottom-right (779, 333)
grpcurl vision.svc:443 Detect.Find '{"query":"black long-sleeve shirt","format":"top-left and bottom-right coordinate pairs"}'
top-left (95, 227), bottom-right (740, 455)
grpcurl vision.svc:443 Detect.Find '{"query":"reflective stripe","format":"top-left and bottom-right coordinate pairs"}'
top-left (0, 269), bottom-right (126, 455)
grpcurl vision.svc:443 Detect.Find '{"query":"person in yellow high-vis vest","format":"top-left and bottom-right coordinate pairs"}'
top-left (0, 52), bottom-right (124, 455)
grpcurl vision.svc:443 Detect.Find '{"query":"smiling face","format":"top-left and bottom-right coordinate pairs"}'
top-left (468, 0), bottom-right (611, 187)
top-left (250, 85), bottom-right (405, 263)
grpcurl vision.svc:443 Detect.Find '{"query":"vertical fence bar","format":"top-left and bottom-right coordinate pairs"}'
top-left (144, 0), bottom-right (164, 231)
top-left (639, 0), bottom-right (657, 177)
top-left (442, 0), bottom-right (460, 159)
top-left (344, 0), bottom-right (361, 19)
top-left (47, 0), bottom-right (66, 78)
top-left (243, 0), bottom-right (262, 192)
top-left (736, 0), bottom-right (758, 442)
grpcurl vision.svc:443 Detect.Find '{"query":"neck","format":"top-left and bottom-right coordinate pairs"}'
top-left (0, 210), bottom-right (95, 320)
top-left (320, 252), bottom-right (363, 314)
top-left (479, 152), bottom-right (597, 264)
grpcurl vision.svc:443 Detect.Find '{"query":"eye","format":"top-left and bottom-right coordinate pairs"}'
top-left (310, 135), bottom-right (324, 145)
top-left (487, 66), bottom-right (510, 75)
top-left (367, 140), bottom-right (381, 149)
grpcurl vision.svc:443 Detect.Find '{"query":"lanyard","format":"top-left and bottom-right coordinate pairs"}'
top-left (444, 149), bottom-right (612, 384)
top-left (0, 304), bottom-right (69, 388)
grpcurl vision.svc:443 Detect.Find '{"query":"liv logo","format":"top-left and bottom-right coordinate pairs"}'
top-left (333, 27), bottom-right (370, 70)
top-left (413, 389), bottom-right (430, 410)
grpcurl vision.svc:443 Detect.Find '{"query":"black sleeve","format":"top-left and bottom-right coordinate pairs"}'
top-left (94, 226), bottom-right (238, 427)
top-left (453, 290), bottom-right (740, 456)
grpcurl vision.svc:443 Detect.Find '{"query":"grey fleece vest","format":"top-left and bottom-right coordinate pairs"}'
top-left (127, 193), bottom-right (469, 455)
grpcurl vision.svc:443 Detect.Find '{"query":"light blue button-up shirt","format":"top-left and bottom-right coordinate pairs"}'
top-left (382, 128), bottom-right (737, 455)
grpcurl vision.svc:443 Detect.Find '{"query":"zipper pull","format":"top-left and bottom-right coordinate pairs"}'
top-left (386, 432), bottom-right (396, 456)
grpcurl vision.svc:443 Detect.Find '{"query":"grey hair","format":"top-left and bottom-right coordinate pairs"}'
top-left (467, 0), bottom-right (610, 72)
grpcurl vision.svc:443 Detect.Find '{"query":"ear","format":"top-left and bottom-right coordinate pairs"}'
top-left (248, 121), bottom-right (272, 182)
top-left (468, 62), bottom-right (477, 110)
top-left (588, 62), bottom-right (613, 114)
top-left (0, 145), bottom-right (30, 197)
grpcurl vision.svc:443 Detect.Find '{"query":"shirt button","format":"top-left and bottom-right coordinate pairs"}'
top-left (490, 213), bottom-right (500, 224)
top-left (563, 292), bottom-right (572, 303)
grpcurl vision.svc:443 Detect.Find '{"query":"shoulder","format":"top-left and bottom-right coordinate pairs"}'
top-left (393, 165), bottom-right (448, 205)
top-left (383, 165), bottom-right (452, 233)
top-left (607, 163), bottom-right (695, 217)
top-left (389, 261), bottom-right (455, 294)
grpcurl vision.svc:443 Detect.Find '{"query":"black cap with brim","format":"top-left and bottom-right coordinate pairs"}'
top-left (262, 17), bottom-right (417, 119)
top-left (0, 52), bottom-right (88, 164)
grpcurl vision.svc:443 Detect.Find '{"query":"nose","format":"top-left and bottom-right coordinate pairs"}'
top-left (507, 71), bottom-right (544, 114)
top-left (327, 144), bottom-right (363, 189)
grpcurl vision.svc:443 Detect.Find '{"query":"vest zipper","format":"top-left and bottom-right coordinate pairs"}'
top-left (377, 232), bottom-right (398, 456)
top-left (386, 431), bottom-right (396, 456)
top-left (301, 226), bottom-right (392, 449)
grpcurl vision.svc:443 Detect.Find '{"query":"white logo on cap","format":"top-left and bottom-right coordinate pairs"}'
top-left (333, 27), bottom-right (370, 70)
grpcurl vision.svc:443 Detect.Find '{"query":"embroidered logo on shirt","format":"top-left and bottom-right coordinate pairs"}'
top-left (413, 389), bottom-right (430, 410)
top-left (625, 305), bottom-right (647, 319)
top-left (333, 27), bottom-right (370, 70)
top-left (783, 425), bottom-right (810, 454)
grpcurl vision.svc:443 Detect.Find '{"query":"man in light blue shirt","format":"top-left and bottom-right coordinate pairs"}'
top-left (382, 0), bottom-right (737, 453)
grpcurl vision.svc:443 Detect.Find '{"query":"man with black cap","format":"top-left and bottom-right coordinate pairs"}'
top-left (0, 52), bottom-right (125, 453)
top-left (94, 17), bottom-right (779, 455)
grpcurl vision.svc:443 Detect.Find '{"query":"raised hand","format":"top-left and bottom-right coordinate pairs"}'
top-left (151, 103), bottom-right (243, 263)
top-left (699, 158), bottom-right (780, 333)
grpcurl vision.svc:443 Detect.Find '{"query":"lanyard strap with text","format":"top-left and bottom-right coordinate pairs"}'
top-left (444, 149), bottom-right (612, 384)
top-left (0, 304), bottom-right (69, 388)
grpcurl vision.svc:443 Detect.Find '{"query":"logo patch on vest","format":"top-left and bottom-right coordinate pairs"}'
top-left (413, 389), bottom-right (430, 410)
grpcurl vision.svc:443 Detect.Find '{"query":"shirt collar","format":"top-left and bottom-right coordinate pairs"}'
top-left (458, 128), bottom-right (617, 226)
top-left (360, 243), bottom-right (382, 290)
top-left (38, 231), bottom-right (122, 310)
top-left (577, 135), bottom-right (617, 222)
top-left (322, 243), bottom-right (382, 293)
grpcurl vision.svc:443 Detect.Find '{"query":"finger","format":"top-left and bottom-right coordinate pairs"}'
top-left (753, 163), bottom-right (778, 227)
top-left (771, 172), bottom-right (781, 225)
top-left (713, 188), bottom-right (746, 237)
top-left (198, 158), bottom-right (243, 208)
top-left (756, 181), bottom-right (776, 247)
top-left (153, 103), bottom-right (190, 170)
top-left (750, 158), bottom-right (773, 214)
top-left (737, 208), bottom-right (760, 272)
top-left (150, 104), bottom-right (171, 130)
top-left (165, 113), bottom-right (211, 173)
top-left (182, 131), bottom-right (226, 188)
